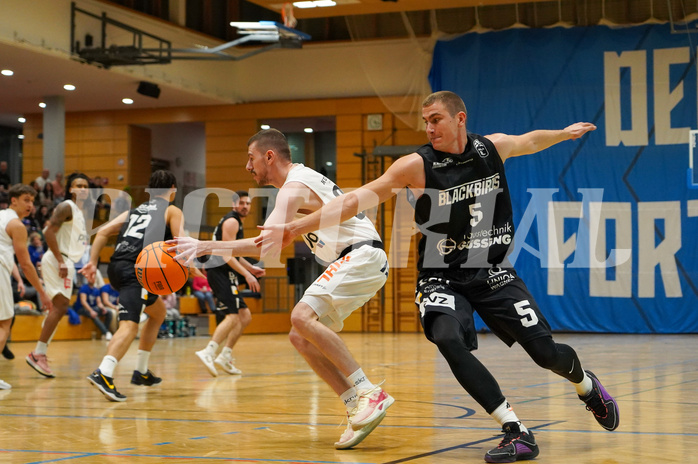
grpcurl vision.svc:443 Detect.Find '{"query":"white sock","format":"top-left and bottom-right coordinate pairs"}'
top-left (205, 341), bottom-right (219, 356)
top-left (35, 341), bottom-right (48, 355)
top-left (341, 387), bottom-right (358, 412)
top-left (219, 346), bottom-right (233, 359)
top-left (348, 368), bottom-right (375, 392)
top-left (490, 400), bottom-right (528, 433)
top-left (136, 350), bottom-right (151, 374)
top-left (99, 355), bottom-right (118, 378)
top-left (574, 373), bottom-right (594, 396)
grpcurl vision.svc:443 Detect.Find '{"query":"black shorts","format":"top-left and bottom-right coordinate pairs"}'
top-left (415, 266), bottom-right (552, 350)
top-left (108, 260), bottom-right (159, 323)
top-left (207, 267), bottom-right (247, 315)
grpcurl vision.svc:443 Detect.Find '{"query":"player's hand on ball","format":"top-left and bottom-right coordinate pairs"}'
top-left (167, 236), bottom-right (204, 265)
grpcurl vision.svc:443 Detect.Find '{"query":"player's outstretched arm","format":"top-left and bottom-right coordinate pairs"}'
top-left (257, 153), bottom-right (424, 256)
top-left (488, 122), bottom-right (596, 161)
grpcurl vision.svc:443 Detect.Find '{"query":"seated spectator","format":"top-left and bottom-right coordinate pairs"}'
top-left (162, 292), bottom-right (180, 320)
top-left (27, 232), bottom-right (45, 269)
top-left (100, 280), bottom-right (120, 334)
top-left (74, 280), bottom-right (113, 340)
top-left (192, 275), bottom-right (216, 313)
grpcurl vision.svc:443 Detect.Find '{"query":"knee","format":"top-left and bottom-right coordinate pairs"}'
top-left (523, 338), bottom-right (559, 370)
top-left (288, 327), bottom-right (307, 350)
top-left (238, 309), bottom-right (252, 328)
top-left (429, 316), bottom-right (466, 352)
top-left (289, 307), bottom-right (313, 334)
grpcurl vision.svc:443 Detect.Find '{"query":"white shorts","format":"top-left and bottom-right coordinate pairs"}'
top-left (0, 265), bottom-right (13, 320)
top-left (41, 251), bottom-right (76, 300)
top-left (301, 245), bottom-right (389, 332)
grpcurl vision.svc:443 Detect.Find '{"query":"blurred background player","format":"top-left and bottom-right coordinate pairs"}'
top-left (26, 173), bottom-right (90, 378)
top-left (195, 190), bottom-right (264, 376)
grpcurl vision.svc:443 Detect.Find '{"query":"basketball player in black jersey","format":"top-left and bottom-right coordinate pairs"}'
top-left (80, 170), bottom-right (184, 402)
top-left (258, 91), bottom-right (619, 462)
top-left (195, 190), bottom-right (265, 376)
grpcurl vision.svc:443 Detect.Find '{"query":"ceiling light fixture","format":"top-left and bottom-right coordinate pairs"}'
top-left (63, 84), bottom-right (76, 91)
top-left (1, 69), bottom-right (13, 76)
top-left (304, 127), bottom-right (314, 133)
top-left (260, 124), bottom-right (271, 130)
top-left (18, 117), bottom-right (26, 123)
top-left (122, 98), bottom-right (134, 104)
top-left (294, 0), bottom-right (336, 8)
top-left (39, 102), bottom-right (46, 108)
top-left (18, 134), bottom-right (25, 139)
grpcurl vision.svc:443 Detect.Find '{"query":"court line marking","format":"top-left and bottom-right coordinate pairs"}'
top-left (2, 449), bottom-right (375, 464)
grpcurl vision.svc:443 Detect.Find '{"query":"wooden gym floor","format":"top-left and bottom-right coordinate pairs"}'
top-left (0, 332), bottom-right (696, 463)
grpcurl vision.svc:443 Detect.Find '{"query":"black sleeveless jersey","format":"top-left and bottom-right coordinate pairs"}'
top-left (413, 133), bottom-right (515, 271)
top-left (207, 210), bottom-right (244, 274)
top-left (111, 197), bottom-right (173, 263)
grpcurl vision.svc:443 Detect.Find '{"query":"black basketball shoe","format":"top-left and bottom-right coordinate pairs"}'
top-left (87, 369), bottom-right (126, 402)
top-left (485, 422), bottom-right (539, 463)
top-left (131, 369), bottom-right (162, 386)
top-left (579, 370), bottom-right (619, 431)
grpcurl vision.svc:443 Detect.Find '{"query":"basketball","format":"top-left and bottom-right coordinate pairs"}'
top-left (135, 241), bottom-right (189, 295)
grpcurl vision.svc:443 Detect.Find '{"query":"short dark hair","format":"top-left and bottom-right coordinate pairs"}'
top-left (148, 170), bottom-right (177, 189)
top-left (247, 128), bottom-right (292, 161)
top-left (422, 90), bottom-right (467, 117)
top-left (65, 172), bottom-right (90, 196)
top-left (8, 183), bottom-right (37, 200)
top-left (235, 190), bottom-right (249, 200)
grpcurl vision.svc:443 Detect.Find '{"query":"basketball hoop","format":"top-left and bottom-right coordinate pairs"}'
top-left (282, 3), bottom-right (297, 29)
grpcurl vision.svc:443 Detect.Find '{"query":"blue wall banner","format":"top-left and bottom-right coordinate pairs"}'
top-left (429, 23), bottom-right (698, 333)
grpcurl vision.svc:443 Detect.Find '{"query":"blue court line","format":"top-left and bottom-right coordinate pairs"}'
top-left (2, 449), bottom-right (375, 464)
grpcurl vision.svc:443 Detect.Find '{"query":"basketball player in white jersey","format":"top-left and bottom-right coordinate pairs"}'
top-left (1, 185), bottom-right (53, 389)
top-left (26, 173), bottom-right (90, 378)
top-left (171, 129), bottom-right (393, 450)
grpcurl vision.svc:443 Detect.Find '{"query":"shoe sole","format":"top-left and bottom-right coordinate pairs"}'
top-left (131, 379), bottom-right (162, 386)
top-left (196, 351), bottom-right (218, 377)
top-left (86, 376), bottom-right (127, 402)
top-left (335, 407), bottom-right (390, 450)
top-left (352, 394), bottom-right (395, 428)
top-left (25, 356), bottom-right (55, 378)
top-left (485, 446), bottom-right (539, 463)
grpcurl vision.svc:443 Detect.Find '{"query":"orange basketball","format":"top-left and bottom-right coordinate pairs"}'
top-left (135, 241), bottom-right (189, 295)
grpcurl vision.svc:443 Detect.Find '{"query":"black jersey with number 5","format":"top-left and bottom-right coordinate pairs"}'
top-left (413, 133), bottom-right (515, 271)
top-left (111, 197), bottom-right (173, 263)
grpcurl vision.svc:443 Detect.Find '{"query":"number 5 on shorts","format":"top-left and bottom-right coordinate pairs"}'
top-left (514, 300), bottom-right (539, 327)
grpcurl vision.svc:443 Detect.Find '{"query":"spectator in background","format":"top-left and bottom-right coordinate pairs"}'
top-left (40, 183), bottom-right (56, 208)
top-left (0, 162), bottom-right (12, 190)
top-left (29, 182), bottom-right (41, 208)
top-left (162, 292), bottom-right (179, 320)
top-left (191, 275), bottom-right (216, 314)
top-left (35, 205), bottom-right (51, 230)
top-left (22, 206), bottom-right (40, 234)
top-left (100, 281), bottom-right (119, 334)
top-left (51, 173), bottom-right (65, 203)
top-left (35, 169), bottom-right (51, 191)
top-left (27, 232), bottom-right (45, 269)
top-left (74, 279), bottom-right (113, 341)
